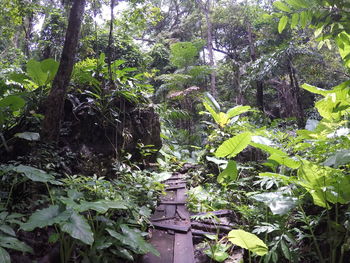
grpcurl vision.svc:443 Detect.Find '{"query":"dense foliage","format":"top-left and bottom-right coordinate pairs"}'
top-left (1, 0), bottom-right (350, 262)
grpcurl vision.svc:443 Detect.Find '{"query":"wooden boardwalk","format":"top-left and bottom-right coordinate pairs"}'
top-left (142, 174), bottom-right (195, 263)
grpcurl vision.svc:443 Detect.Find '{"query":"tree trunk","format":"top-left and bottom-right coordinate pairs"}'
top-left (41, 0), bottom-right (86, 141)
top-left (107, 0), bottom-right (116, 82)
top-left (247, 21), bottom-right (264, 110)
top-left (198, 0), bottom-right (217, 97)
top-left (287, 58), bottom-right (305, 128)
top-left (22, 14), bottom-right (34, 57)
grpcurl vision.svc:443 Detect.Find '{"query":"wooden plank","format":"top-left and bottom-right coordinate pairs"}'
top-left (174, 231), bottom-right (195, 263)
top-left (194, 209), bottom-right (232, 217)
top-left (191, 229), bottom-right (225, 237)
top-left (142, 229), bottom-right (174, 263)
top-left (166, 180), bottom-right (187, 185)
top-left (151, 222), bottom-right (190, 233)
top-left (191, 222), bottom-right (231, 233)
top-left (151, 216), bottom-right (176, 222)
top-left (160, 201), bottom-right (186, 205)
top-left (176, 188), bottom-right (187, 203)
top-left (177, 206), bottom-right (189, 220)
top-left (165, 202), bottom-right (176, 217)
top-left (166, 176), bottom-right (185, 180)
top-left (156, 205), bottom-right (165, 212)
top-left (166, 184), bottom-right (186, 190)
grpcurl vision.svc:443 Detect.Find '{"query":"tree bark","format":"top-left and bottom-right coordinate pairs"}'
top-left (41, 0), bottom-right (86, 141)
top-left (107, 0), bottom-right (116, 82)
top-left (247, 21), bottom-right (264, 110)
top-left (287, 57), bottom-right (305, 128)
top-left (198, 0), bottom-right (217, 97)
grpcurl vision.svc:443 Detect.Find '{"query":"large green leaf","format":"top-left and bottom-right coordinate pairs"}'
top-left (40, 58), bottom-right (59, 83)
top-left (290, 13), bottom-right (299, 29)
top-left (0, 235), bottom-right (33, 253)
top-left (228, 229), bottom-right (268, 256)
top-left (301, 83), bottom-right (328, 96)
top-left (250, 142), bottom-right (286, 156)
top-left (0, 96), bottom-right (25, 111)
top-left (259, 172), bottom-right (296, 185)
top-left (107, 225), bottom-right (159, 256)
top-left (323, 150), bottom-right (350, 168)
top-left (21, 205), bottom-right (70, 231)
top-left (226, 105), bottom-right (251, 118)
top-left (203, 101), bottom-right (221, 125)
top-left (0, 225), bottom-right (15, 237)
top-left (26, 59), bottom-right (59, 86)
top-left (152, 171), bottom-right (173, 182)
top-left (278, 16), bottom-right (288, 33)
top-left (268, 154), bottom-right (301, 169)
top-left (77, 200), bottom-right (127, 213)
top-left (215, 132), bottom-right (252, 158)
top-left (297, 161), bottom-right (350, 207)
top-left (60, 212), bottom-right (94, 245)
top-left (11, 165), bottom-right (55, 183)
top-left (0, 247), bottom-right (10, 263)
top-left (251, 192), bottom-right (297, 215)
top-left (27, 59), bottom-right (47, 86)
top-left (273, 1), bottom-right (291, 12)
top-left (217, 160), bottom-right (237, 185)
top-left (286, 0), bottom-right (309, 8)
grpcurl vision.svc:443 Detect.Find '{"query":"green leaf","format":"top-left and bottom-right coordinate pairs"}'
top-left (273, 1), bottom-right (291, 12)
top-left (291, 13), bottom-right (299, 29)
top-left (228, 229), bottom-right (268, 256)
top-left (250, 142), bottom-right (286, 156)
top-left (323, 150), bottom-right (350, 168)
top-left (259, 172), bottom-right (296, 184)
top-left (297, 161), bottom-right (350, 207)
top-left (152, 171), bottom-right (173, 182)
top-left (40, 58), bottom-right (59, 83)
top-left (300, 11), bottom-right (308, 28)
top-left (251, 192), bottom-right (297, 215)
top-left (203, 101), bottom-right (221, 125)
top-left (0, 235), bottom-right (33, 253)
top-left (77, 200), bottom-right (127, 213)
top-left (278, 16), bottom-right (289, 33)
top-left (226, 105), bottom-right (251, 118)
top-left (21, 205), bottom-right (70, 231)
top-left (0, 95), bottom-right (25, 111)
top-left (218, 160), bottom-right (238, 184)
top-left (107, 226), bottom-right (159, 256)
top-left (14, 132), bottom-right (40, 141)
top-left (0, 247), bottom-right (10, 263)
top-left (268, 154), bottom-right (301, 169)
top-left (26, 59), bottom-right (59, 86)
top-left (215, 132), bottom-right (252, 158)
top-left (206, 156), bottom-right (228, 166)
top-left (301, 83), bottom-right (328, 96)
top-left (60, 212), bottom-right (94, 245)
top-left (204, 243), bottom-right (230, 262)
top-left (27, 59), bottom-right (47, 86)
top-left (0, 225), bottom-right (15, 237)
top-left (11, 165), bottom-right (55, 183)
top-left (280, 240), bottom-right (291, 260)
top-left (314, 26), bottom-right (324, 38)
top-left (114, 247), bottom-right (134, 261)
top-left (286, 0), bottom-right (309, 8)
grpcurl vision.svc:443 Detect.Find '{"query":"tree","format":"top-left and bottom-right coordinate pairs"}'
top-left (197, 0), bottom-right (217, 97)
top-left (42, 0), bottom-right (86, 141)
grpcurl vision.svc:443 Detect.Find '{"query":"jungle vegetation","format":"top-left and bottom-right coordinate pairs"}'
top-left (1, 0), bottom-right (350, 262)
